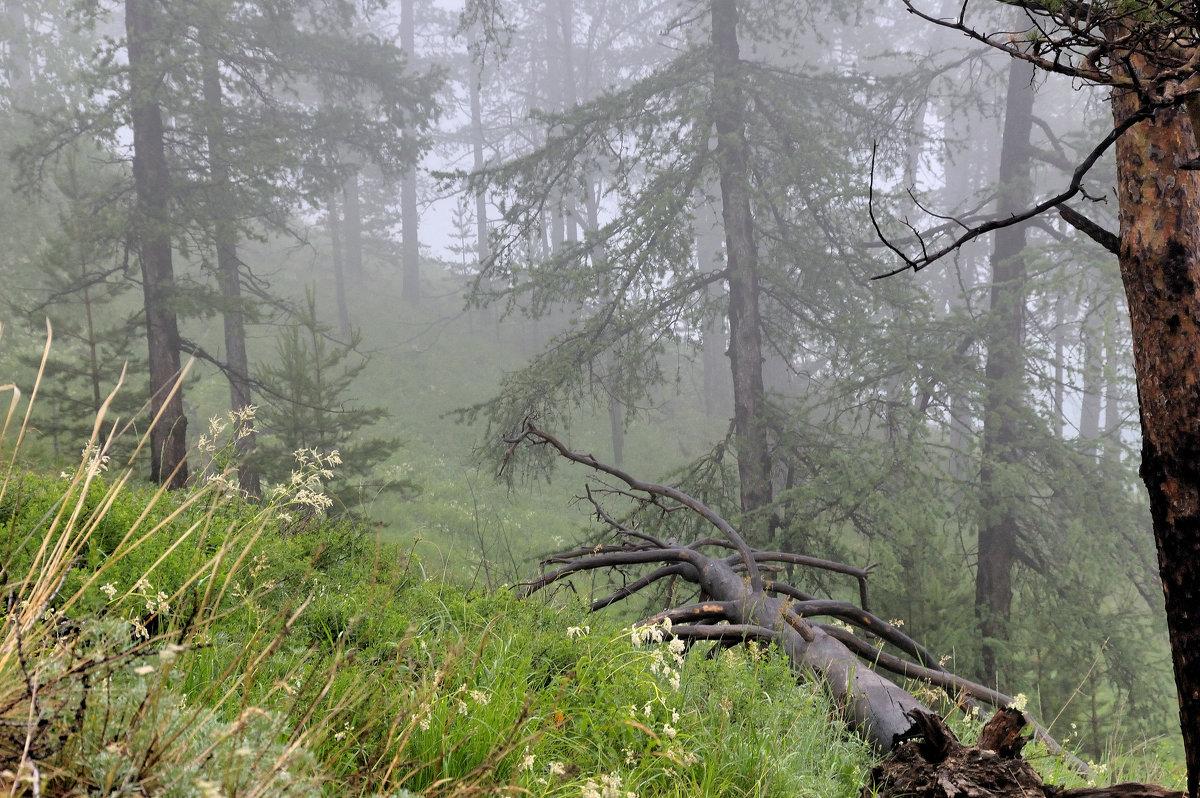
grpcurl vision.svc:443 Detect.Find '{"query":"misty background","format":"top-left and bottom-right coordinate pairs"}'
top-left (0, 0), bottom-right (1176, 764)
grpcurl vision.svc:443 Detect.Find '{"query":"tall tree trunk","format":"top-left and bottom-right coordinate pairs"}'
top-left (400, 0), bottom-right (420, 304)
top-left (557, 0), bottom-right (579, 245)
top-left (202, 44), bottom-right (259, 497)
top-left (1101, 304), bottom-right (1122, 464)
top-left (342, 168), bottom-right (364, 286)
top-left (126, 0), bottom-right (188, 488)
top-left (66, 156), bottom-right (104, 413)
top-left (1110, 69), bottom-right (1200, 798)
top-left (711, 0), bottom-right (771, 529)
top-left (469, 57), bottom-right (489, 270)
top-left (328, 195), bottom-right (352, 341)
top-left (1079, 306), bottom-right (1103, 454)
top-left (976, 56), bottom-right (1035, 687)
top-left (1053, 292), bottom-right (1069, 439)
top-left (467, 25), bottom-right (494, 334)
top-left (696, 193), bottom-right (730, 419)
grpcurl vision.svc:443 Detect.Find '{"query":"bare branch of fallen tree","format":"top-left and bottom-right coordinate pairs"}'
top-left (505, 420), bottom-right (1087, 769)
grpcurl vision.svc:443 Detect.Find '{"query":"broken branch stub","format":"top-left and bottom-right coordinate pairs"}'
top-left (865, 709), bottom-right (1185, 798)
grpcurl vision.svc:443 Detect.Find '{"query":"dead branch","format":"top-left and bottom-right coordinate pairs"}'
top-left (506, 422), bottom-right (1085, 766)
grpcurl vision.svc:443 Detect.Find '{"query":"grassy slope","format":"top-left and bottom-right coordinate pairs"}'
top-left (0, 261), bottom-right (1184, 794)
top-left (0, 457), bottom-right (876, 796)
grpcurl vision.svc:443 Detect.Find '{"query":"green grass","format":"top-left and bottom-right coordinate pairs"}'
top-left (0, 332), bottom-right (874, 796)
top-left (1, 285), bottom-right (1186, 796)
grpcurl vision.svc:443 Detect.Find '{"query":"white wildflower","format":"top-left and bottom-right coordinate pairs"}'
top-left (195, 779), bottom-right (223, 798)
top-left (158, 644), bottom-right (184, 663)
top-left (130, 617), bottom-right (149, 640)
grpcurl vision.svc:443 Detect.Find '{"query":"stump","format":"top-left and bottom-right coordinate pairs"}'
top-left (862, 709), bottom-right (1185, 798)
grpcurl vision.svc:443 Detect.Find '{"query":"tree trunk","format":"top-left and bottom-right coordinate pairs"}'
top-left (1102, 304), bottom-right (1122, 463)
top-left (1053, 292), bottom-right (1070, 439)
top-left (400, 0), bottom-right (420, 304)
top-left (468, 46), bottom-right (489, 269)
top-left (1079, 306), bottom-right (1103, 454)
top-left (202, 43), bottom-right (259, 497)
top-left (976, 56), bottom-right (1035, 687)
top-left (126, 0), bottom-right (188, 488)
top-left (711, 0), bottom-right (771, 528)
top-left (328, 194), bottom-right (353, 342)
top-left (342, 167), bottom-right (364, 286)
top-left (1111, 70), bottom-right (1200, 798)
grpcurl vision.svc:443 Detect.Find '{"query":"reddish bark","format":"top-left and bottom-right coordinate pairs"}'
top-left (1111, 76), bottom-right (1200, 798)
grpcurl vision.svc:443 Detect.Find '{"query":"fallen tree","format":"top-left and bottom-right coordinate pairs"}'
top-left (506, 421), bottom-right (1181, 792)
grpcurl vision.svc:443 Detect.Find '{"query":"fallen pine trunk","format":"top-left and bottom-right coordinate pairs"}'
top-left (505, 422), bottom-right (1174, 787)
top-left (866, 708), bottom-right (1184, 798)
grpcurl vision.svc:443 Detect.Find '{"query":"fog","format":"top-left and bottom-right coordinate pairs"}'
top-left (0, 0), bottom-right (1184, 762)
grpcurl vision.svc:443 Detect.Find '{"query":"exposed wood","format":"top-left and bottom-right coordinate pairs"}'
top-left (865, 709), bottom-right (1184, 798)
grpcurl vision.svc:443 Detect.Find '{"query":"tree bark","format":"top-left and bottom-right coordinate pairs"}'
top-left (1111, 64), bottom-right (1200, 798)
top-left (976, 56), bottom-right (1035, 685)
top-left (126, 0), bottom-right (188, 488)
top-left (202, 42), bottom-right (259, 497)
top-left (711, 0), bottom-right (771, 528)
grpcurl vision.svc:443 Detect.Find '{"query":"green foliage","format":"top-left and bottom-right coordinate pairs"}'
top-left (0, 323), bottom-right (1185, 797)
top-left (0, 420), bottom-right (873, 796)
top-left (253, 288), bottom-right (412, 517)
